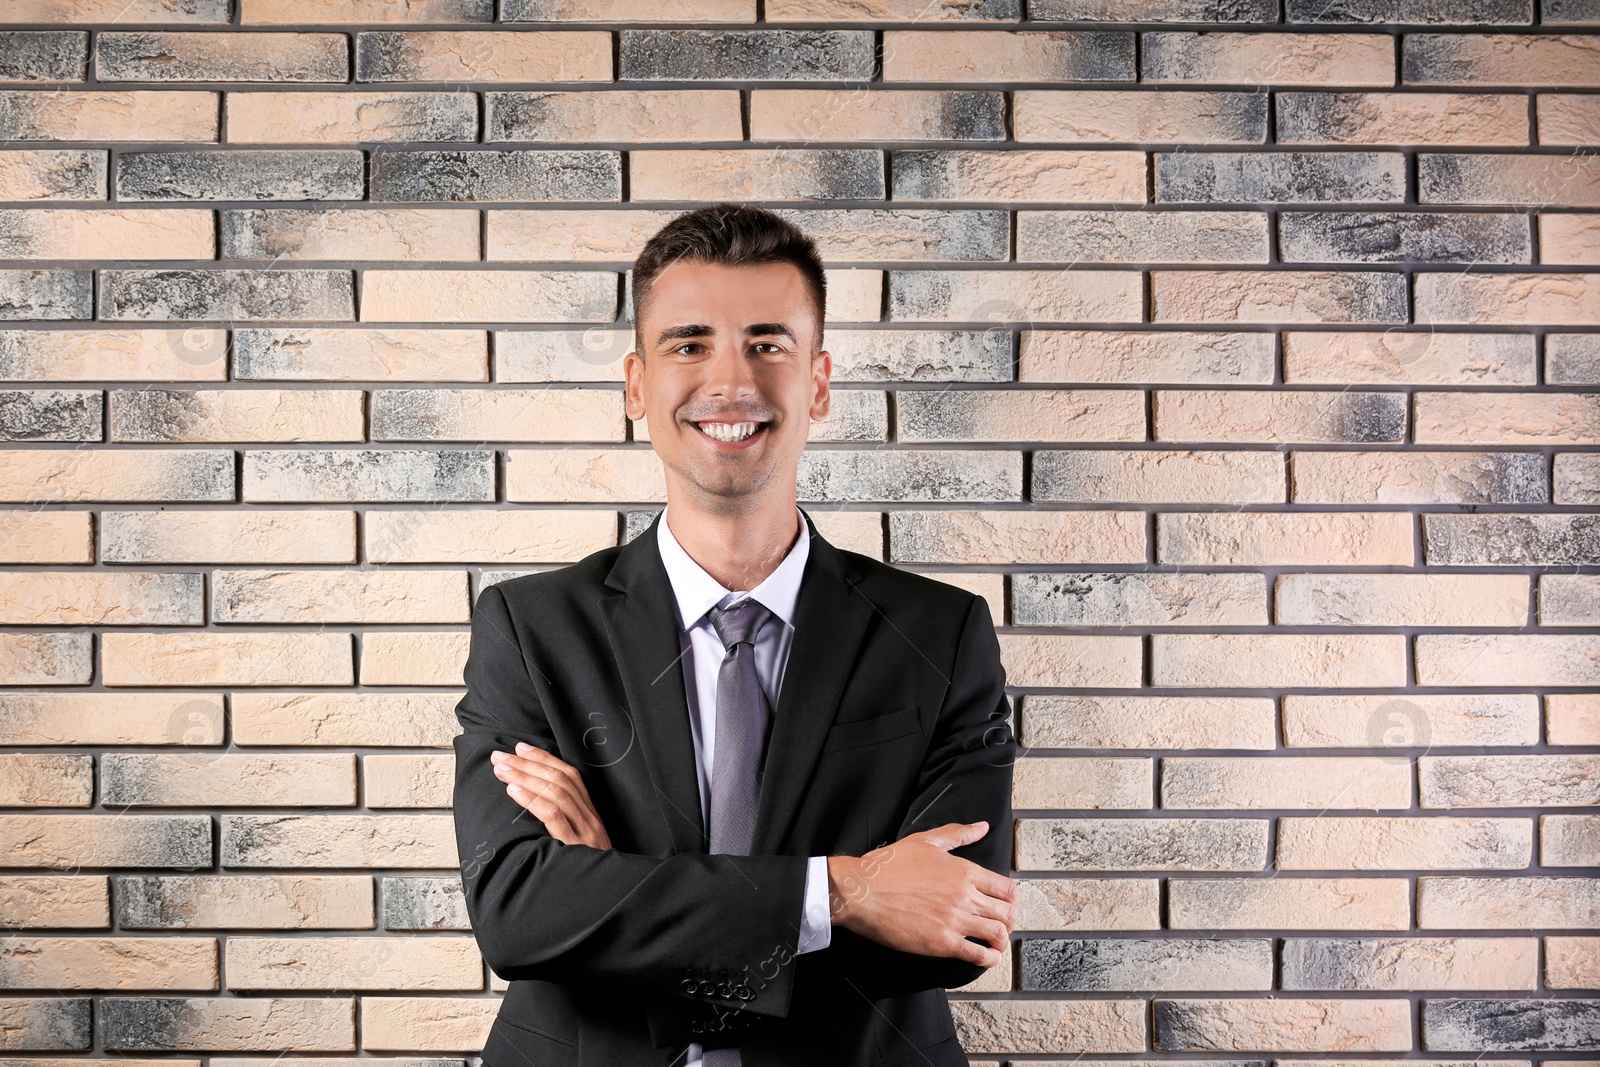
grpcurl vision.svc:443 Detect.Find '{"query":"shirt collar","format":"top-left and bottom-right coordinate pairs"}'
top-left (655, 503), bottom-right (810, 632)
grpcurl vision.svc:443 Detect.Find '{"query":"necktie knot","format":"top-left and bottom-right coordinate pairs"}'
top-left (706, 596), bottom-right (772, 651)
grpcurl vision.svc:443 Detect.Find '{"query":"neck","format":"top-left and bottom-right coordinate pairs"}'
top-left (664, 492), bottom-right (802, 593)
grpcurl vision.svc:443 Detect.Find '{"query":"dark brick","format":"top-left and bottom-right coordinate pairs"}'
top-left (1035, 0), bottom-right (1274, 18)
top-left (0, 389), bottom-right (101, 441)
top-left (1022, 938), bottom-right (1272, 990)
top-left (620, 30), bottom-right (875, 81)
top-left (96, 31), bottom-right (349, 82)
top-left (101, 270), bottom-right (354, 322)
top-left (0, 31), bottom-right (88, 82)
top-left (1423, 998), bottom-right (1600, 1051)
top-left (1279, 211), bottom-right (1531, 263)
top-left (1287, 0), bottom-right (1531, 20)
top-left (1157, 151), bottom-right (1405, 203)
top-left (0, 270), bottom-right (93, 320)
top-left (116, 150), bottom-right (365, 202)
top-left (1425, 513), bottom-right (1600, 566)
top-left (368, 149), bottom-right (620, 202)
top-left (0, 997), bottom-right (91, 1051)
top-left (382, 876), bottom-right (470, 930)
top-left (1545, 0), bottom-right (1600, 20)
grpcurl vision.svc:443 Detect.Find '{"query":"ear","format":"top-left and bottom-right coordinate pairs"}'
top-left (623, 350), bottom-right (646, 422)
top-left (809, 349), bottom-right (832, 422)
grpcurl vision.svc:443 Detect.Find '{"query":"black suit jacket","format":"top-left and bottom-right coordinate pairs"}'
top-left (451, 506), bottom-right (1017, 1067)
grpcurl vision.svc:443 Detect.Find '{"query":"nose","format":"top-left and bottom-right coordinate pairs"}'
top-left (703, 337), bottom-right (761, 403)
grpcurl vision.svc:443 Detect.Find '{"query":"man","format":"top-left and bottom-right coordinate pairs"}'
top-left (451, 203), bottom-right (1019, 1067)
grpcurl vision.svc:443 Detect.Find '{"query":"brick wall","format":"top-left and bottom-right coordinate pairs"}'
top-left (1, 0), bottom-right (1597, 1062)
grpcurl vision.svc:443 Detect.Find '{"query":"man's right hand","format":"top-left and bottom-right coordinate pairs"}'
top-left (825, 821), bottom-right (1018, 969)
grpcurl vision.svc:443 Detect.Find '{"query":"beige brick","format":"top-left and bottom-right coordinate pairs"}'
top-left (0, 572), bottom-right (206, 626)
top-left (487, 208), bottom-right (679, 261)
top-left (222, 814), bottom-right (456, 868)
top-left (889, 509), bottom-right (1145, 565)
top-left (1547, 936), bottom-right (1600, 989)
top-left (1290, 450), bottom-right (1547, 505)
top-left (894, 149), bottom-right (1147, 203)
top-left (361, 269), bottom-right (614, 323)
top-left (1285, 694), bottom-right (1540, 749)
top-left (0, 813), bottom-right (208, 868)
top-left (1549, 693), bottom-right (1600, 745)
top-left (0, 754), bottom-right (93, 807)
top-left (1278, 92), bottom-right (1527, 146)
top-left (1281, 936), bottom-right (1537, 989)
top-left (0, 148), bottom-right (106, 200)
top-left (1155, 999), bottom-right (1398, 1052)
top-left (1161, 756), bottom-right (1412, 810)
top-left (235, 328), bottom-right (487, 382)
top-left (1543, 814), bottom-right (1600, 867)
top-left (364, 753), bottom-right (453, 808)
top-left (629, 148), bottom-right (881, 202)
top-left (1277, 816), bottom-right (1532, 870)
top-left (1022, 695), bottom-right (1277, 750)
top-left (1169, 878), bottom-right (1411, 931)
top-left (891, 268), bottom-right (1143, 324)
top-left (1036, 450), bottom-right (1284, 504)
top-left (0, 208), bottom-right (212, 259)
top-left (897, 388), bottom-right (1145, 443)
top-left (109, 388), bottom-right (364, 442)
top-left (0, 876), bottom-right (108, 928)
top-left (100, 996), bottom-right (353, 1051)
top-left (1416, 634), bottom-right (1600, 687)
top-left (1020, 330), bottom-right (1274, 385)
top-left (1417, 271), bottom-right (1600, 325)
top-left (905, 571), bottom-right (1002, 623)
top-left (96, 30), bottom-right (347, 82)
top-left (0, 449), bottom-right (232, 503)
top-left (360, 997), bottom-right (496, 1053)
top-left (505, 447), bottom-right (664, 502)
top-left (102, 510), bottom-right (355, 564)
top-left (224, 208), bottom-right (478, 262)
top-left (117, 874), bottom-right (374, 930)
top-left (488, 90), bottom-right (739, 142)
top-left (1281, 330), bottom-right (1535, 385)
top-left (1542, 213), bottom-right (1600, 265)
top-left (0, 937), bottom-right (216, 990)
top-left (949, 999), bottom-right (1146, 1055)
top-left (225, 91), bottom-right (474, 143)
top-left (818, 268), bottom-right (883, 321)
top-left (363, 30), bottom-right (610, 82)
top-left (805, 509), bottom-right (884, 559)
top-left (0, 692), bottom-right (223, 746)
top-left (0, 328), bottom-right (228, 382)
top-left (227, 936), bottom-right (478, 990)
top-left (1152, 270), bottom-right (1406, 323)
top-left (1539, 93), bottom-right (1600, 146)
top-left (213, 569), bottom-right (467, 624)
top-left (102, 632), bottom-right (353, 687)
top-left (5, 0), bottom-right (230, 21)
top-left (0, 509), bottom-right (91, 563)
top-left (1155, 389), bottom-right (1403, 444)
top-left (1146, 32), bottom-right (1394, 87)
top-left (1014, 756), bottom-right (1152, 809)
top-left (749, 88), bottom-right (1000, 141)
top-left (1276, 573), bottom-right (1529, 627)
top-left (101, 753), bottom-right (356, 807)
top-left (1018, 878), bottom-right (1161, 931)
top-left (232, 692), bottom-right (458, 747)
top-left (998, 634), bottom-right (1143, 688)
top-left (373, 387), bottom-right (622, 442)
top-left (1158, 511), bottom-right (1413, 565)
top-left (366, 508), bottom-right (615, 563)
top-left (0, 90), bottom-right (217, 141)
top-left (1422, 754), bottom-right (1600, 808)
top-left (359, 632), bottom-right (467, 686)
top-left (1154, 634), bottom-right (1407, 688)
top-left (1418, 876), bottom-right (1600, 929)
top-left (1415, 391), bottom-right (1600, 445)
top-left (1015, 89), bottom-right (1267, 144)
top-left (0, 632), bottom-right (91, 685)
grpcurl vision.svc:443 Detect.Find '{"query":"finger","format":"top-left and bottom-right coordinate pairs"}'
top-left (971, 867), bottom-right (1018, 905)
top-left (967, 885), bottom-right (1019, 931)
top-left (913, 820), bottom-right (988, 851)
top-left (955, 913), bottom-right (1011, 955)
top-left (507, 746), bottom-right (594, 800)
top-left (947, 932), bottom-right (1002, 970)
top-left (508, 784), bottom-right (580, 836)
top-left (496, 762), bottom-right (578, 806)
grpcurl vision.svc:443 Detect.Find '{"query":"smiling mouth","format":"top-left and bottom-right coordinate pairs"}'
top-left (693, 420), bottom-right (768, 443)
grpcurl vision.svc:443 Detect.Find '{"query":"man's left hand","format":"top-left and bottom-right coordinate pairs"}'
top-left (489, 742), bottom-right (613, 850)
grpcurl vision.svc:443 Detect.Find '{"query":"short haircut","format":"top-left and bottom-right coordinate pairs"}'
top-left (631, 202), bottom-right (827, 357)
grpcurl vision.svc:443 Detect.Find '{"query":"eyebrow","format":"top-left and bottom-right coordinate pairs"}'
top-left (655, 322), bottom-right (797, 346)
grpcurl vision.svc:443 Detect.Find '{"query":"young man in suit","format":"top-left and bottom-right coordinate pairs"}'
top-left (451, 203), bottom-right (1019, 1067)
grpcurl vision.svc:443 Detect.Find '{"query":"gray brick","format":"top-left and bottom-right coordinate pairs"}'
top-left (1422, 999), bottom-right (1600, 1051)
top-left (0, 389), bottom-right (101, 441)
top-left (0, 270), bottom-right (92, 320)
top-left (825, 329), bottom-right (1012, 383)
top-left (1421, 754), bottom-right (1600, 807)
top-left (368, 149), bottom-right (620, 202)
top-left (1018, 210), bottom-right (1269, 264)
top-left (242, 449), bottom-right (495, 503)
top-left (1034, 0), bottom-right (1275, 18)
top-left (1015, 817), bottom-right (1270, 871)
top-left (1287, 0), bottom-right (1532, 19)
top-left (1281, 936), bottom-right (1534, 989)
top-left (0, 997), bottom-right (91, 1050)
top-left (0, 814), bottom-right (212, 868)
top-left (1425, 514), bottom-right (1600, 566)
top-left (1545, 0), bottom-right (1600, 20)
top-left (1157, 152), bottom-right (1405, 203)
top-left (382, 876), bottom-right (470, 930)
top-left (101, 270), bottom-right (353, 322)
top-left (116, 150), bottom-right (365, 202)
top-left (1548, 334), bottom-right (1600, 384)
top-left (1279, 211), bottom-right (1530, 263)
top-left (795, 449), bottom-right (1020, 502)
top-left (100, 996), bottom-right (355, 1051)
top-left (1023, 938), bottom-right (1273, 991)
top-left (96, 32), bottom-right (349, 82)
top-left (620, 30), bottom-right (874, 81)
top-left (1013, 571), bottom-right (1267, 626)
top-left (0, 31), bottom-right (88, 82)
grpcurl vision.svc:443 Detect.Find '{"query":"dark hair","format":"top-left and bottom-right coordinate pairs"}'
top-left (631, 202), bottom-right (827, 357)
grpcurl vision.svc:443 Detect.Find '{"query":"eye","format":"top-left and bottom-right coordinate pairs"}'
top-left (752, 343), bottom-right (784, 354)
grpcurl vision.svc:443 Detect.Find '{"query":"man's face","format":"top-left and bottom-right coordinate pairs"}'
top-left (624, 259), bottom-right (831, 510)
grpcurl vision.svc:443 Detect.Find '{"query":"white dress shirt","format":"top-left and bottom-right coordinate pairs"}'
top-left (656, 504), bottom-right (832, 1067)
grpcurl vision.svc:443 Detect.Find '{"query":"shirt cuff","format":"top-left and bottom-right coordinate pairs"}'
top-left (797, 854), bottom-right (833, 954)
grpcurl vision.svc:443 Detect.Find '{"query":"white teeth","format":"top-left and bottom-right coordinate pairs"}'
top-left (698, 421), bottom-right (760, 442)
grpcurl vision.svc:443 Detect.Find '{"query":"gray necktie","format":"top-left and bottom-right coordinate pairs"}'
top-left (702, 595), bottom-right (774, 1067)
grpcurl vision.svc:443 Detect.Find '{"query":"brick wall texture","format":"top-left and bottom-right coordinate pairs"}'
top-left (0, 0), bottom-right (1598, 1062)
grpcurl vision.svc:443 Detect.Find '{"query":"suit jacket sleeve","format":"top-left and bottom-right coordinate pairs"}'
top-left (451, 582), bottom-right (810, 1020)
top-left (816, 592), bottom-right (1018, 1000)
